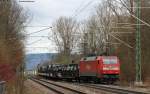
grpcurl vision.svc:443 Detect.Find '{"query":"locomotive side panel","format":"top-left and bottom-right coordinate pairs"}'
top-left (79, 60), bottom-right (99, 77)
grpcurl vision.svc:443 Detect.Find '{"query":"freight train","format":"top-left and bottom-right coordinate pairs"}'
top-left (37, 56), bottom-right (120, 84)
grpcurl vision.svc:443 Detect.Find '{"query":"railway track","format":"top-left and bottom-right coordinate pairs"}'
top-left (77, 83), bottom-right (149, 94)
top-left (31, 78), bottom-right (149, 94)
top-left (31, 78), bottom-right (87, 94)
top-left (50, 80), bottom-right (149, 94)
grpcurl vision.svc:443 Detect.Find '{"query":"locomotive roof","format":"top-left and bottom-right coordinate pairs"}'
top-left (81, 56), bottom-right (118, 61)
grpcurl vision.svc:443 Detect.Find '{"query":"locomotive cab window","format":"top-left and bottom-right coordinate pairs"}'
top-left (103, 58), bottom-right (117, 64)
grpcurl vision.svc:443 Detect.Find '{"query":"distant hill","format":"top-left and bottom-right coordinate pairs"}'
top-left (25, 53), bottom-right (57, 70)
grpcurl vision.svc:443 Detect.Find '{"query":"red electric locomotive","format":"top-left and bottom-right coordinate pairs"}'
top-left (37, 55), bottom-right (120, 84)
top-left (79, 56), bottom-right (120, 83)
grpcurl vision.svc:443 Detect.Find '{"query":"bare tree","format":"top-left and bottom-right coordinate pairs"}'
top-left (81, 15), bottom-right (106, 55)
top-left (0, 0), bottom-right (27, 94)
top-left (105, 0), bottom-right (150, 84)
top-left (80, 1), bottom-right (118, 56)
top-left (51, 16), bottom-right (79, 63)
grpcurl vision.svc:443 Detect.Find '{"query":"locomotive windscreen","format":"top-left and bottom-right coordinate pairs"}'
top-left (103, 58), bottom-right (117, 64)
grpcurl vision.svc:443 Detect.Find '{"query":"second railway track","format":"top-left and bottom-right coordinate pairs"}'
top-left (31, 78), bottom-right (149, 94)
top-left (77, 83), bottom-right (149, 94)
top-left (31, 78), bottom-right (87, 94)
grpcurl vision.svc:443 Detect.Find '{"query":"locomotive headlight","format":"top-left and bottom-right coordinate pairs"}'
top-left (103, 66), bottom-right (119, 70)
top-left (103, 67), bottom-right (109, 70)
top-left (112, 67), bottom-right (119, 70)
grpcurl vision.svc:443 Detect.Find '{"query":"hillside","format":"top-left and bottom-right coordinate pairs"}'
top-left (25, 53), bottom-right (56, 70)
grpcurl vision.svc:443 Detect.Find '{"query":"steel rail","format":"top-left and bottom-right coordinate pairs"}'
top-left (31, 78), bottom-right (149, 94)
top-left (38, 79), bottom-right (87, 94)
top-left (31, 78), bottom-right (64, 94)
top-left (58, 81), bottom-right (148, 94)
top-left (78, 84), bottom-right (149, 94)
top-left (31, 78), bottom-right (86, 94)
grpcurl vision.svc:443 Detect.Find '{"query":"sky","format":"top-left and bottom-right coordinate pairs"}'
top-left (18, 0), bottom-right (101, 54)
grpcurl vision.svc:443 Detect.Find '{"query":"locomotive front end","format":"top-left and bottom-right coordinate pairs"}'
top-left (101, 56), bottom-right (120, 82)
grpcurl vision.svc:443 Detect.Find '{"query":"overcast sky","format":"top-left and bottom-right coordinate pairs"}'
top-left (19, 0), bottom-right (101, 54)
